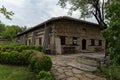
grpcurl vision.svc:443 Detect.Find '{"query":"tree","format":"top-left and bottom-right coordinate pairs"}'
top-left (0, 6), bottom-right (14, 20)
top-left (102, 1), bottom-right (120, 64)
top-left (1, 25), bottom-right (27, 41)
top-left (58, 0), bottom-right (116, 29)
top-left (0, 21), bottom-right (5, 36)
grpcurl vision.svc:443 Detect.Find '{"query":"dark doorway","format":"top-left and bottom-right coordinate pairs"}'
top-left (82, 39), bottom-right (86, 50)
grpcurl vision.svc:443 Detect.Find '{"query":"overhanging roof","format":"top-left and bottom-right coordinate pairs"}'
top-left (17, 16), bottom-right (99, 37)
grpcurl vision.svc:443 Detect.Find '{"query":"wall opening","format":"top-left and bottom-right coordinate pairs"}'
top-left (82, 39), bottom-right (86, 50)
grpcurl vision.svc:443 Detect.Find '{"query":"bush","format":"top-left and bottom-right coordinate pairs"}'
top-left (95, 65), bottom-right (120, 80)
top-left (36, 46), bottom-right (43, 52)
top-left (0, 52), bottom-right (10, 64)
top-left (0, 43), bottom-right (52, 79)
top-left (9, 51), bottom-right (24, 65)
top-left (14, 45), bottom-right (36, 52)
top-left (1, 45), bottom-right (14, 52)
top-left (29, 52), bottom-right (52, 73)
top-left (0, 51), bottom-right (25, 65)
top-left (21, 50), bottom-right (34, 64)
top-left (37, 71), bottom-right (52, 80)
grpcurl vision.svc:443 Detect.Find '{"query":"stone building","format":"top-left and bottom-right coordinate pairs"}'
top-left (16, 16), bottom-right (105, 54)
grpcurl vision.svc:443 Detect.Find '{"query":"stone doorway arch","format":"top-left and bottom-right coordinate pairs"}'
top-left (82, 39), bottom-right (86, 50)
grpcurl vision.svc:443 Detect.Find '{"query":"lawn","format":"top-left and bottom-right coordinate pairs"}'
top-left (0, 64), bottom-right (37, 80)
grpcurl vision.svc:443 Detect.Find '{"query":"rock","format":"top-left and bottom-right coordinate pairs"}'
top-left (72, 68), bottom-right (84, 74)
top-left (57, 74), bottom-right (66, 80)
top-left (57, 68), bottom-right (64, 73)
top-left (85, 73), bottom-right (97, 79)
top-left (74, 74), bottom-right (83, 79)
top-left (65, 71), bottom-right (74, 76)
top-left (66, 77), bottom-right (79, 80)
top-left (94, 77), bottom-right (106, 80)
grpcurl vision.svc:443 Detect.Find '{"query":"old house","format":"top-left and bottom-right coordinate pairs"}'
top-left (16, 16), bottom-right (105, 54)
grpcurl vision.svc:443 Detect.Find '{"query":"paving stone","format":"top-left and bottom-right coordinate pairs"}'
top-left (67, 66), bottom-right (72, 69)
top-left (53, 72), bottom-right (60, 76)
top-left (66, 77), bottom-right (79, 80)
top-left (65, 71), bottom-right (74, 77)
top-left (74, 74), bottom-right (83, 79)
top-left (50, 54), bottom-right (106, 80)
top-left (64, 69), bottom-right (72, 72)
top-left (94, 77), bottom-right (106, 80)
top-left (57, 74), bottom-right (66, 80)
top-left (57, 68), bottom-right (64, 73)
top-left (72, 68), bottom-right (84, 74)
top-left (85, 73), bottom-right (97, 79)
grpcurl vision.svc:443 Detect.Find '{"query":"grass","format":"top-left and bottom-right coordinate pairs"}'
top-left (94, 65), bottom-right (120, 80)
top-left (0, 64), bottom-right (38, 80)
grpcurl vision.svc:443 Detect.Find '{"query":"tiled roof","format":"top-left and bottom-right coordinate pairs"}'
top-left (17, 16), bottom-right (99, 36)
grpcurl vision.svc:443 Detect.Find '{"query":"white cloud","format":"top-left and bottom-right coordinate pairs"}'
top-left (0, 0), bottom-right (97, 28)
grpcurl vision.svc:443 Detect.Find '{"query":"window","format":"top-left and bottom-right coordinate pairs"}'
top-left (72, 37), bottom-right (77, 45)
top-left (60, 36), bottom-right (65, 45)
top-left (82, 28), bottom-right (87, 35)
top-left (39, 37), bottom-right (42, 45)
top-left (28, 39), bottom-right (31, 45)
top-left (90, 39), bottom-right (95, 46)
top-left (98, 40), bottom-right (102, 46)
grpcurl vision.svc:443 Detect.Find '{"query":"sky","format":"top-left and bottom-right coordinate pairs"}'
top-left (0, 0), bottom-right (97, 28)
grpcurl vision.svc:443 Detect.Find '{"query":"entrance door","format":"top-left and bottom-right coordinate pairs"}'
top-left (82, 39), bottom-right (86, 50)
top-left (55, 37), bottom-right (61, 55)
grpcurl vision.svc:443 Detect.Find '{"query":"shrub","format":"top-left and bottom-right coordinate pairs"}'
top-left (21, 50), bottom-right (34, 64)
top-left (96, 65), bottom-right (120, 80)
top-left (36, 45), bottom-right (43, 52)
top-left (9, 51), bottom-right (24, 65)
top-left (37, 71), bottom-right (52, 80)
top-left (14, 45), bottom-right (37, 52)
top-left (1, 45), bottom-right (14, 52)
top-left (29, 52), bottom-right (52, 73)
top-left (0, 52), bottom-right (10, 64)
top-left (0, 43), bottom-right (52, 79)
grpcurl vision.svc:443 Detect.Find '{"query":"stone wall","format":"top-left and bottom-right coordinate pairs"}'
top-left (16, 19), bottom-right (105, 54)
top-left (52, 19), bottom-right (105, 54)
top-left (0, 38), bottom-right (10, 44)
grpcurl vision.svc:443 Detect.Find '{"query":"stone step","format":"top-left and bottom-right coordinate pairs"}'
top-left (67, 62), bottom-right (97, 72)
top-left (77, 57), bottom-right (98, 67)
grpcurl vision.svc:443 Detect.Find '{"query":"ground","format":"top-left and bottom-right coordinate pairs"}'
top-left (0, 65), bottom-right (37, 80)
top-left (50, 53), bottom-right (106, 80)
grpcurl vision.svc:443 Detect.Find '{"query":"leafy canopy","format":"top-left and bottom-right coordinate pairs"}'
top-left (58, 0), bottom-right (118, 28)
top-left (0, 6), bottom-right (14, 20)
top-left (103, 1), bottom-right (120, 65)
top-left (0, 22), bottom-right (27, 40)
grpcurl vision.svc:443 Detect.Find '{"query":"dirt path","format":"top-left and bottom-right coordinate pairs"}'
top-left (50, 53), bottom-right (106, 80)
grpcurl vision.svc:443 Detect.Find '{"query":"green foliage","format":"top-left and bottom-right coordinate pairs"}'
top-left (0, 65), bottom-right (37, 80)
top-left (0, 52), bottom-right (10, 64)
top-left (29, 52), bottom-right (52, 73)
top-left (21, 50), bottom-right (34, 64)
top-left (1, 25), bottom-right (23, 40)
top-left (0, 51), bottom-right (25, 65)
top-left (0, 43), bottom-right (38, 52)
top-left (0, 21), bottom-right (27, 40)
top-left (37, 71), bottom-right (52, 80)
top-left (96, 65), bottom-right (120, 80)
top-left (102, 2), bottom-right (120, 65)
top-left (0, 6), bottom-right (14, 20)
top-left (36, 45), bottom-right (43, 52)
top-left (58, 0), bottom-right (94, 18)
top-left (0, 21), bottom-right (5, 36)
top-left (0, 43), bottom-right (52, 72)
top-left (58, 0), bottom-right (120, 28)
top-left (0, 43), bottom-right (52, 80)
top-left (9, 51), bottom-right (24, 65)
